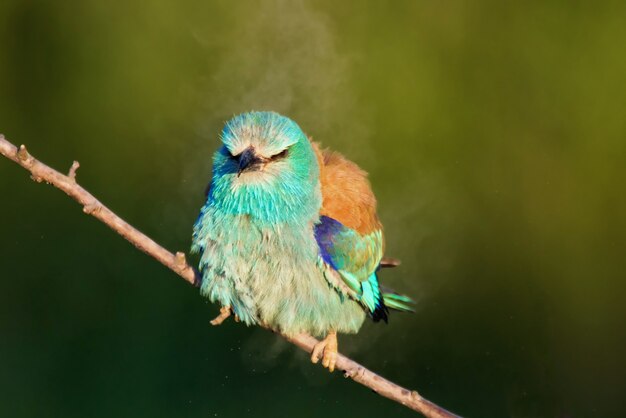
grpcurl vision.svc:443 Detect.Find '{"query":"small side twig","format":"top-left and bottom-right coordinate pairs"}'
top-left (17, 144), bottom-right (31, 163)
top-left (68, 161), bottom-right (80, 180)
top-left (0, 134), bottom-right (461, 418)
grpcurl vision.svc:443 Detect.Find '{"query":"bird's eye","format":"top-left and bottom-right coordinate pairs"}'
top-left (270, 149), bottom-right (288, 161)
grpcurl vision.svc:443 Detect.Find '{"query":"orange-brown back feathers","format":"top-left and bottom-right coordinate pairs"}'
top-left (311, 142), bottom-right (382, 235)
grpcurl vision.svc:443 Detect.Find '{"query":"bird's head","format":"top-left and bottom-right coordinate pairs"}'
top-left (208, 111), bottom-right (321, 222)
top-left (219, 111), bottom-right (308, 179)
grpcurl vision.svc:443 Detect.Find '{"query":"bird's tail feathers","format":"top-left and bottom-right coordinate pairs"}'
top-left (381, 291), bottom-right (415, 313)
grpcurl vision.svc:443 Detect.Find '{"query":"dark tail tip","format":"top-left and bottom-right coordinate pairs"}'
top-left (371, 301), bottom-right (389, 323)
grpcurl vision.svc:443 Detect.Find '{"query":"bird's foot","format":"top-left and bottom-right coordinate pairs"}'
top-left (311, 331), bottom-right (338, 372)
top-left (210, 306), bottom-right (232, 326)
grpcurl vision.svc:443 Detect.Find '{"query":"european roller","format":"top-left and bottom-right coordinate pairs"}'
top-left (192, 111), bottom-right (413, 372)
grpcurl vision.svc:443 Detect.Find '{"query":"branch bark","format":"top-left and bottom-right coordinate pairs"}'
top-left (0, 134), bottom-right (461, 418)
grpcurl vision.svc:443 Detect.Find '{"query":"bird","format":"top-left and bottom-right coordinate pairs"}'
top-left (191, 111), bottom-right (414, 372)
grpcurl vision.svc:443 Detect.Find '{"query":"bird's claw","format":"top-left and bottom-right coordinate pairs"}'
top-left (311, 331), bottom-right (338, 372)
top-left (210, 306), bottom-right (232, 326)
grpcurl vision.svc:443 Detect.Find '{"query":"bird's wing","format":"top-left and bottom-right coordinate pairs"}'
top-left (315, 215), bottom-right (390, 321)
top-left (311, 143), bottom-right (390, 321)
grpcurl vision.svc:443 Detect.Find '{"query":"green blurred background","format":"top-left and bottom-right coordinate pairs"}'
top-left (1, 1), bottom-right (625, 417)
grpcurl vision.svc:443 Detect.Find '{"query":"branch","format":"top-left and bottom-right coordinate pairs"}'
top-left (0, 134), bottom-right (461, 418)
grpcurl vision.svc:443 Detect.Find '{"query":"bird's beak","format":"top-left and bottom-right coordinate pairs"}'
top-left (237, 147), bottom-right (262, 177)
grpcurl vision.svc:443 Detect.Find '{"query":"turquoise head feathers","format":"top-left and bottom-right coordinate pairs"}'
top-left (207, 111), bottom-right (322, 224)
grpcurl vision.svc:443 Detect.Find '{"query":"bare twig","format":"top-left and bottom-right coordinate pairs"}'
top-left (0, 134), bottom-right (461, 418)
